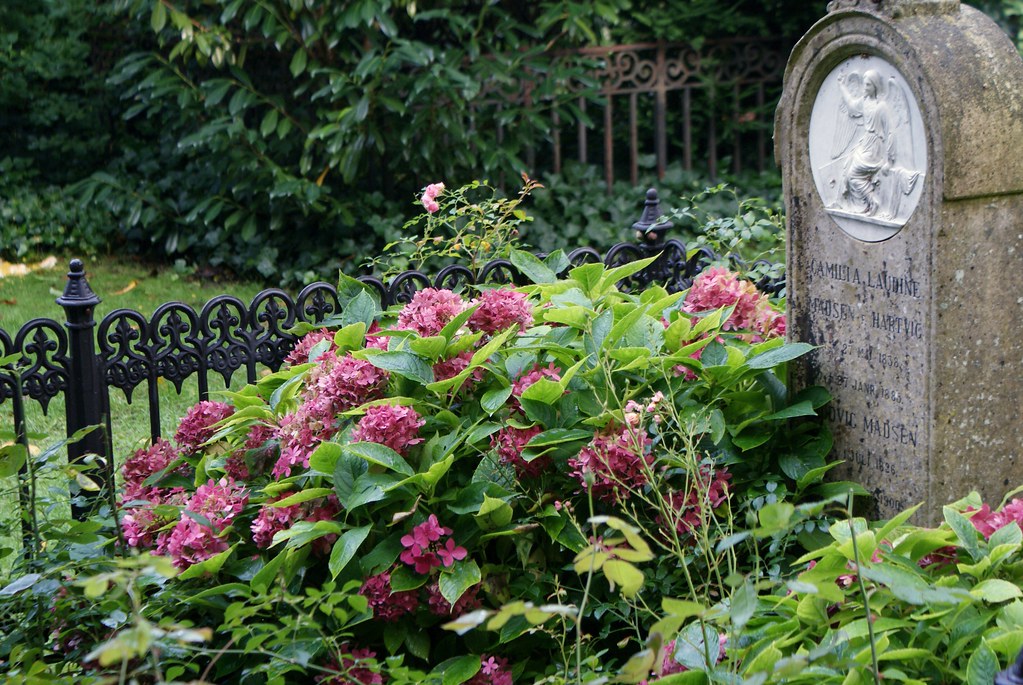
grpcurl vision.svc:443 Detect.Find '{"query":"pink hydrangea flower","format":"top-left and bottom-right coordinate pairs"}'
top-left (491, 424), bottom-right (546, 479)
top-left (395, 288), bottom-right (467, 337)
top-left (467, 654), bottom-right (513, 685)
top-left (399, 514), bottom-right (467, 574)
top-left (250, 496), bottom-right (303, 549)
top-left (174, 401), bottom-right (235, 454)
top-left (421, 182), bottom-right (445, 213)
top-left (683, 267), bottom-right (785, 341)
top-left (316, 644), bottom-right (385, 685)
top-left (660, 466), bottom-right (731, 536)
top-left (351, 405), bottom-right (425, 456)
top-left (469, 289), bottom-right (533, 335)
top-left (162, 477), bottom-right (248, 569)
top-left (568, 425), bottom-right (653, 504)
top-left (359, 571), bottom-right (420, 621)
top-left (967, 499), bottom-right (1023, 539)
top-left (512, 363), bottom-right (561, 398)
top-left (121, 438), bottom-right (184, 502)
top-left (426, 581), bottom-right (483, 617)
top-left (272, 353), bottom-right (389, 479)
top-left (285, 329), bottom-right (337, 365)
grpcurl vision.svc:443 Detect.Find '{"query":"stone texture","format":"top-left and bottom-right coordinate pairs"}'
top-left (776, 2), bottom-right (1023, 523)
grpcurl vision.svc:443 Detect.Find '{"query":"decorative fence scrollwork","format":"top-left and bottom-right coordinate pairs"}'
top-left (0, 188), bottom-right (784, 523)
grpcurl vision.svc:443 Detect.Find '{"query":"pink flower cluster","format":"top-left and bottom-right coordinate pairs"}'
top-left (568, 425), bottom-right (653, 503)
top-left (399, 514), bottom-right (467, 574)
top-left (662, 466), bottom-right (731, 536)
top-left (624, 392), bottom-right (666, 429)
top-left (174, 401), bottom-right (235, 455)
top-left (967, 499), bottom-right (1023, 539)
top-left (426, 581), bottom-right (483, 617)
top-left (316, 644), bottom-right (385, 685)
top-left (351, 405), bottom-right (424, 456)
top-left (120, 439), bottom-right (190, 549)
top-left (395, 288), bottom-right (466, 337)
top-left (162, 477), bottom-right (248, 569)
top-left (467, 654), bottom-right (513, 685)
top-left (491, 424), bottom-right (545, 479)
top-left (421, 182), bottom-right (445, 213)
top-left (359, 572), bottom-right (420, 622)
top-left (273, 353), bottom-right (389, 478)
top-left (683, 267), bottom-right (785, 341)
top-left (286, 329), bottom-right (337, 365)
top-left (250, 493), bottom-right (341, 554)
top-left (468, 289), bottom-right (533, 335)
top-left (512, 363), bottom-right (561, 398)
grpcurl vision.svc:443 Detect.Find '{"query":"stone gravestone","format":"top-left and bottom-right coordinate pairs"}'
top-left (776, 0), bottom-right (1023, 523)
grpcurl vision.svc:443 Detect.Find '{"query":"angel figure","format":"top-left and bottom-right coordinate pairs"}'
top-left (827, 69), bottom-right (922, 222)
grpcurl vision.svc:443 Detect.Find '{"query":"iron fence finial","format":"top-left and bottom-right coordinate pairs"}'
top-left (631, 188), bottom-right (673, 246)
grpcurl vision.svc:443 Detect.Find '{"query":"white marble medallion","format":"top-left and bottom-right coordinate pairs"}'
top-left (809, 55), bottom-right (927, 242)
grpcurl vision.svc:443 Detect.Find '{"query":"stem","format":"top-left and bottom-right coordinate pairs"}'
top-left (848, 494), bottom-right (881, 685)
top-left (575, 486), bottom-right (597, 684)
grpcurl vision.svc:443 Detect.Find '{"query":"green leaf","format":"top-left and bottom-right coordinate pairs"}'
top-left (439, 559), bottom-right (481, 606)
top-left (481, 385), bottom-right (512, 415)
top-left (431, 654), bottom-right (481, 685)
top-left (972, 579), bottom-right (1023, 603)
top-left (730, 580), bottom-right (757, 631)
top-left (966, 640), bottom-right (998, 685)
top-left (389, 565), bottom-right (430, 592)
top-left (151, 2), bottom-right (167, 32)
top-left (524, 428), bottom-right (593, 448)
top-left (602, 559), bottom-right (645, 598)
top-left (520, 378), bottom-right (564, 405)
top-left (342, 442), bottom-right (414, 476)
top-left (251, 550), bottom-right (287, 594)
top-left (860, 564), bottom-right (970, 605)
top-left (511, 248), bottom-right (557, 284)
top-left (945, 506), bottom-right (982, 561)
top-left (290, 48), bottom-right (308, 77)
top-left (178, 544), bottom-right (236, 580)
top-left (361, 350), bottom-right (434, 385)
top-left (746, 342), bottom-right (815, 369)
top-left (763, 400), bottom-right (816, 421)
top-left (308, 441), bottom-right (342, 475)
top-left (475, 495), bottom-right (514, 529)
top-left (341, 290), bottom-right (379, 328)
top-left (270, 488), bottom-right (334, 508)
top-left (272, 520), bottom-right (344, 550)
top-left (409, 335), bottom-right (447, 360)
top-left (0, 444), bottom-right (27, 479)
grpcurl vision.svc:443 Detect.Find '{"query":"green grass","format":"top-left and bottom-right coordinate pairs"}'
top-left (1, 255), bottom-right (269, 567)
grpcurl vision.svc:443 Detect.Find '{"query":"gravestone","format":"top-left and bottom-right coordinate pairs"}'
top-left (776, 0), bottom-right (1023, 523)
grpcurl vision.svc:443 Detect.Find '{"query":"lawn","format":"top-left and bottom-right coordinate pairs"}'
top-left (0, 254), bottom-right (270, 564)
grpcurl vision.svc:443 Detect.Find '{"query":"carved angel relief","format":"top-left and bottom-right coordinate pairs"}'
top-left (809, 56), bottom-right (927, 241)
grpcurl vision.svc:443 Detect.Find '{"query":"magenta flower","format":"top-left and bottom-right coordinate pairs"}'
top-left (162, 477), bottom-right (248, 569)
top-left (437, 537), bottom-right (468, 567)
top-left (491, 424), bottom-right (547, 479)
top-left (316, 644), bottom-right (385, 685)
top-left (121, 438), bottom-right (184, 502)
top-left (285, 329), bottom-right (337, 365)
top-left (395, 288), bottom-right (467, 337)
top-left (660, 466), bottom-right (732, 536)
top-left (467, 654), bottom-right (513, 685)
top-left (426, 581), bottom-right (482, 616)
top-left (967, 498), bottom-right (1023, 539)
top-left (359, 572), bottom-right (419, 622)
top-left (512, 362), bottom-right (561, 398)
top-left (683, 267), bottom-right (785, 341)
top-left (468, 288), bottom-right (534, 335)
top-left (399, 515), bottom-right (466, 574)
top-left (568, 425), bottom-right (653, 504)
top-left (174, 400), bottom-right (234, 454)
top-left (351, 405), bottom-right (425, 456)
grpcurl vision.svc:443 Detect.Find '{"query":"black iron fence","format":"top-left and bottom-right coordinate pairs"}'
top-left (0, 190), bottom-right (783, 524)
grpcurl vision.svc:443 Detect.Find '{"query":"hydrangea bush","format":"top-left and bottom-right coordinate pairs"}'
top-left (86, 250), bottom-right (837, 683)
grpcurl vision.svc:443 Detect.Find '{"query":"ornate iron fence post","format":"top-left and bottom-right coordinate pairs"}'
top-left (632, 188), bottom-right (673, 247)
top-left (56, 259), bottom-right (110, 518)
